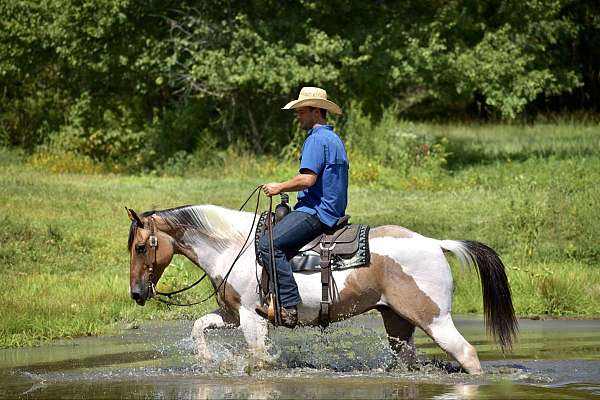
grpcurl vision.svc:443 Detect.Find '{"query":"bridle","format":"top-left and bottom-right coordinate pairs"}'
top-left (134, 216), bottom-right (159, 297)
top-left (132, 185), bottom-right (262, 307)
top-left (134, 215), bottom-right (208, 303)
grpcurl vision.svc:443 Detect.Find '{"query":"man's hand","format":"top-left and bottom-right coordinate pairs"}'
top-left (262, 182), bottom-right (282, 197)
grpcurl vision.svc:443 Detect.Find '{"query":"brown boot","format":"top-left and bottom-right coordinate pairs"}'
top-left (280, 306), bottom-right (298, 329)
top-left (255, 305), bottom-right (298, 329)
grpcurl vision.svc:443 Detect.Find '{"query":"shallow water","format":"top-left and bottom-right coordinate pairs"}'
top-left (1, 315), bottom-right (599, 399)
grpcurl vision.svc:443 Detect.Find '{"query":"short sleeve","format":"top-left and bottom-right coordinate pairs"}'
top-left (299, 136), bottom-right (325, 175)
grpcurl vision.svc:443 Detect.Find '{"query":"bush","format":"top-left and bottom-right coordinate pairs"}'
top-left (38, 94), bottom-right (156, 173)
top-left (342, 102), bottom-right (450, 182)
top-left (30, 151), bottom-right (105, 175)
top-left (347, 149), bottom-right (381, 185)
top-left (157, 150), bottom-right (194, 176)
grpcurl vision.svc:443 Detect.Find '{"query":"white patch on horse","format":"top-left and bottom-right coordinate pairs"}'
top-left (294, 268), bottom-right (355, 320)
top-left (369, 236), bottom-right (453, 314)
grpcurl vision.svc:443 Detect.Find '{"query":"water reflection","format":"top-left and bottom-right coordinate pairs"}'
top-left (431, 384), bottom-right (480, 400)
top-left (9, 375), bottom-right (596, 400)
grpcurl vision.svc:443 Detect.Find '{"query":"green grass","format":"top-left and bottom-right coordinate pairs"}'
top-left (1, 121), bottom-right (599, 348)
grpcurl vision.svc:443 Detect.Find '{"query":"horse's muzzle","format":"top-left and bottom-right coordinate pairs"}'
top-left (130, 289), bottom-right (146, 306)
top-left (130, 283), bottom-right (153, 306)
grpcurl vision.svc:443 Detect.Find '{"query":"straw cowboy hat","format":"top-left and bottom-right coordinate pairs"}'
top-left (282, 87), bottom-right (342, 115)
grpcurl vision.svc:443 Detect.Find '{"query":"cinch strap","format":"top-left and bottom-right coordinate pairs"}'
top-left (319, 246), bottom-right (332, 328)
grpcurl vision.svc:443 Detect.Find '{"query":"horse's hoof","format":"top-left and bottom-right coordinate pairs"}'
top-left (244, 354), bottom-right (274, 374)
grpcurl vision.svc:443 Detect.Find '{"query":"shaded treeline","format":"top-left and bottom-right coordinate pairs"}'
top-left (1, 0), bottom-right (599, 170)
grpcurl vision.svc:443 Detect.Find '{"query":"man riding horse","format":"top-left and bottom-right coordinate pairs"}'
top-left (256, 87), bottom-right (348, 328)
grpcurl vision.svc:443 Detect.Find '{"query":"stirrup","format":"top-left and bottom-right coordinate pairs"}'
top-left (267, 294), bottom-right (276, 323)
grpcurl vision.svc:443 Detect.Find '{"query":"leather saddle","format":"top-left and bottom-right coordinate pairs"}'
top-left (290, 216), bottom-right (370, 272)
top-left (254, 213), bottom-right (371, 273)
top-left (254, 212), bottom-right (370, 328)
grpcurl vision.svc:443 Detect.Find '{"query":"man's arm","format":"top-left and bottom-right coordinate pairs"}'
top-left (262, 169), bottom-right (317, 196)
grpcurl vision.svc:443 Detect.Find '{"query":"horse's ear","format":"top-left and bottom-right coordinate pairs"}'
top-left (126, 207), bottom-right (144, 228)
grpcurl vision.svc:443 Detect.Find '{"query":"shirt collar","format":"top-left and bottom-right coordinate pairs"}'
top-left (308, 124), bottom-right (333, 136)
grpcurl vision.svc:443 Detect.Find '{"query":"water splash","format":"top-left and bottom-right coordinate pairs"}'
top-left (3, 317), bottom-right (600, 399)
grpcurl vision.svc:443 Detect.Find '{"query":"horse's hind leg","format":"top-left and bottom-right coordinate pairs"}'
top-left (379, 306), bottom-right (417, 368)
top-left (427, 315), bottom-right (482, 375)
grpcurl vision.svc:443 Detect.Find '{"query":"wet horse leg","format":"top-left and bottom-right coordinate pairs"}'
top-left (237, 306), bottom-right (271, 370)
top-left (380, 285), bottom-right (482, 374)
top-left (239, 307), bottom-right (269, 358)
top-left (374, 252), bottom-right (482, 374)
top-left (426, 315), bottom-right (482, 374)
top-left (191, 307), bottom-right (238, 361)
top-left (379, 306), bottom-right (417, 368)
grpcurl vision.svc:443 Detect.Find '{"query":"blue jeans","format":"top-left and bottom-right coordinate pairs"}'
top-left (258, 210), bottom-right (324, 307)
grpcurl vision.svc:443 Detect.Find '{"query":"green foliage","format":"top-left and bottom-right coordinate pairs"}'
top-left (0, 0), bottom-right (175, 151)
top-left (41, 92), bottom-right (154, 170)
top-left (168, 8), bottom-right (354, 153)
top-left (2, 0), bottom-right (599, 166)
top-left (453, 25), bottom-right (561, 118)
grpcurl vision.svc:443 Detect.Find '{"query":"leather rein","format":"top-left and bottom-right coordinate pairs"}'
top-left (136, 186), bottom-right (263, 307)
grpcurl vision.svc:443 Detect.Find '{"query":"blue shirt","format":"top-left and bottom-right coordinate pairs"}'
top-left (294, 125), bottom-right (349, 227)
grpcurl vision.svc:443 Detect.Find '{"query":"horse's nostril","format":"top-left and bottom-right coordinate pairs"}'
top-left (130, 290), bottom-right (145, 304)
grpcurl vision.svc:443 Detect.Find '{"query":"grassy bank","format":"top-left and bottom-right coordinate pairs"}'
top-left (1, 122), bottom-right (599, 348)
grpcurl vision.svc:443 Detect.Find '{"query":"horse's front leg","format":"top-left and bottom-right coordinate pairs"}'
top-left (239, 306), bottom-right (270, 364)
top-left (191, 307), bottom-right (238, 361)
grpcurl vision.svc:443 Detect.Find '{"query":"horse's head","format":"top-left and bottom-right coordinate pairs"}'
top-left (126, 208), bottom-right (175, 306)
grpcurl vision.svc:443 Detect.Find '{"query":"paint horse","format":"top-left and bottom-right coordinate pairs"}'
top-left (127, 204), bottom-right (517, 374)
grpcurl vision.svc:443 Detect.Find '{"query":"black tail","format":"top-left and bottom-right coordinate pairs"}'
top-left (442, 240), bottom-right (518, 351)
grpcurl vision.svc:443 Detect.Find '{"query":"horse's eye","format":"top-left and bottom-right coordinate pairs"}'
top-left (135, 244), bottom-right (147, 255)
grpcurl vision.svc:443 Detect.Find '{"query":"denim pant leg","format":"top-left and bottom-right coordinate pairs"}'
top-left (258, 211), bottom-right (324, 307)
